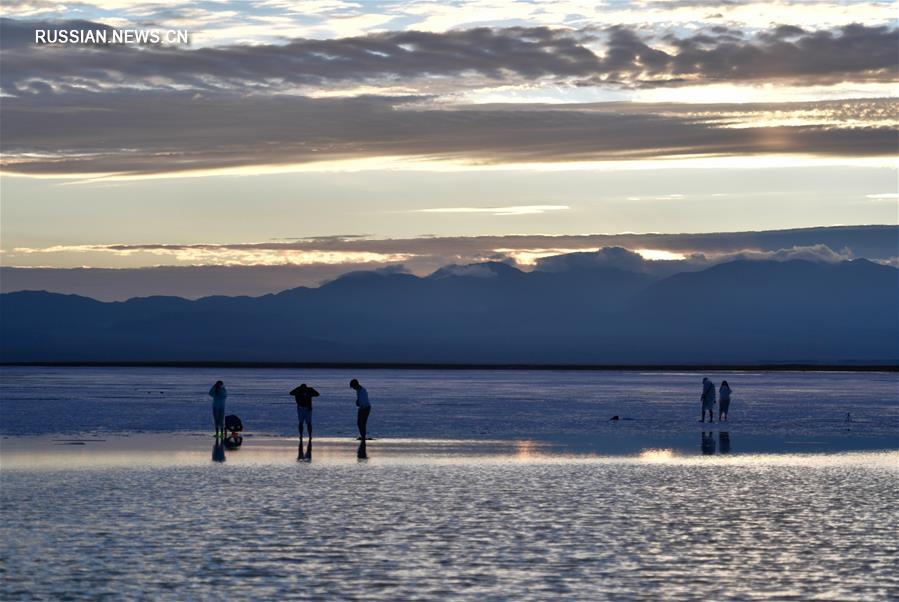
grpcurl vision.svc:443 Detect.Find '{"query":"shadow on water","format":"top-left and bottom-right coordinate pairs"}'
top-left (212, 438), bottom-right (225, 463)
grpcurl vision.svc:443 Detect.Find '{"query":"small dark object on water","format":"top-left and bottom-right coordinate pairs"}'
top-left (610, 416), bottom-right (620, 421)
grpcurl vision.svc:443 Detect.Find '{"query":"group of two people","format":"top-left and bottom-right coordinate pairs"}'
top-left (700, 377), bottom-right (732, 423)
top-left (208, 378), bottom-right (373, 458)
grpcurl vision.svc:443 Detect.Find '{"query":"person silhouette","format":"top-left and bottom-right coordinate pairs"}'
top-left (350, 379), bottom-right (372, 455)
top-left (700, 377), bottom-right (716, 423)
top-left (718, 380), bottom-right (732, 422)
top-left (290, 383), bottom-right (319, 460)
top-left (208, 380), bottom-right (227, 437)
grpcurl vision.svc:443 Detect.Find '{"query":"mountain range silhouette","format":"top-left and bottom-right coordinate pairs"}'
top-left (2, 257), bottom-right (896, 364)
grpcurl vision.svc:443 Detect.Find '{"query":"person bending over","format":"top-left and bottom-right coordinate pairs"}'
top-left (290, 383), bottom-right (319, 459)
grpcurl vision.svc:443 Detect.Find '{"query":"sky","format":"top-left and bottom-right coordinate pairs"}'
top-left (0, 0), bottom-right (896, 298)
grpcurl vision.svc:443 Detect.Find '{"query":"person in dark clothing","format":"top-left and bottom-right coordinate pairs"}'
top-left (700, 377), bottom-right (716, 423)
top-left (350, 379), bottom-right (372, 457)
top-left (718, 380), bottom-right (732, 422)
top-left (290, 383), bottom-right (319, 460)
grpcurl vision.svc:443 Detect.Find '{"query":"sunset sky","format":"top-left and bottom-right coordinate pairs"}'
top-left (0, 0), bottom-right (896, 297)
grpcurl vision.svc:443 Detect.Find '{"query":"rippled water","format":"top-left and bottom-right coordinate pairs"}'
top-left (2, 368), bottom-right (897, 599)
top-left (2, 451), bottom-right (898, 600)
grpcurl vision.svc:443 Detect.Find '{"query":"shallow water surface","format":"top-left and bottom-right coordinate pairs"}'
top-left (1, 368), bottom-right (897, 599)
top-left (1, 367), bottom-right (897, 445)
top-left (2, 447), bottom-right (897, 600)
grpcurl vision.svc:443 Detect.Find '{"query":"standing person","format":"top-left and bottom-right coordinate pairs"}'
top-left (700, 377), bottom-right (716, 423)
top-left (290, 383), bottom-right (319, 460)
top-left (208, 380), bottom-right (227, 437)
top-left (350, 378), bottom-right (372, 442)
top-left (718, 380), bottom-right (732, 422)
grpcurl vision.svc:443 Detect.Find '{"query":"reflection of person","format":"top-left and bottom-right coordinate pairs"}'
top-left (700, 377), bottom-right (716, 423)
top-left (208, 380), bottom-right (227, 437)
top-left (718, 381), bottom-right (732, 422)
top-left (719, 431), bottom-right (731, 454)
top-left (701, 431), bottom-right (716, 455)
top-left (290, 383), bottom-right (319, 459)
top-left (350, 378), bottom-right (372, 445)
top-left (212, 439), bottom-right (226, 463)
top-left (223, 431), bottom-right (243, 449)
top-left (297, 442), bottom-right (309, 462)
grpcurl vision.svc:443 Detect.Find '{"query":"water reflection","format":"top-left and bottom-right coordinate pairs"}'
top-left (719, 432), bottom-right (731, 454)
top-left (297, 441), bottom-right (312, 462)
top-left (638, 448), bottom-right (675, 462)
top-left (6, 447), bottom-right (897, 600)
top-left (212, 439), bottom-right (225, 463)
top-left (357, 440), bottom-right (368, 460)
top-left (701, 432), bottom-right (716, 455)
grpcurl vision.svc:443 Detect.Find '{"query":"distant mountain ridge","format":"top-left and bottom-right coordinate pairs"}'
top-left (1, 258), bottom-right (897, 364)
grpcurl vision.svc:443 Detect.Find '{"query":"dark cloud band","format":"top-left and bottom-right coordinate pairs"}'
top-left (1, 18), bottom-right (896, 95)
top-left (1, 93), bottom-right (895, 175)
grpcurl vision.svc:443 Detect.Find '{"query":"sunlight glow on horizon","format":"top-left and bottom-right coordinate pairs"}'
top-left (634, 249), bottom-right (687, 261)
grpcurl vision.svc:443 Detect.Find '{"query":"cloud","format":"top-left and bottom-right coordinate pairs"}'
top-left (1, 17), bottom-right (895, 176)
top-left (0, 237), bottom-right (879, 300)
top-left (694, 243), bottom-right (856, 264)
top-left (1, 19), bottom-right (896, 95)
top-left (532, 243), bottom-right (857, 279)
top-left (12, 243), bottom-right (417, 266)
top-left (418, 205), bottom-right (570, 216)
top-left (8, 226), bottom-right (897, 261)
top-left (5, 225), bottom-right (896, 272)
top-left (536, 247), bottom-right (648, 272)
top-left (0, 92), bottom-right (894, 176)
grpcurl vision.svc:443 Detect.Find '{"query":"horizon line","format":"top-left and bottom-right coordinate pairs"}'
top-left (2, 362), bottom-right (897, 372)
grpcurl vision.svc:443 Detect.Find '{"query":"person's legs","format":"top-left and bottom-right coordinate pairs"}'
top-left (303, 411), bottom-right (313, 458)
top-left (213, 406), bottom-right (224, 437)
top-left (357, 407), bottom-right (370, 439)
top-left (297, 407), bottom-right (310, 453)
